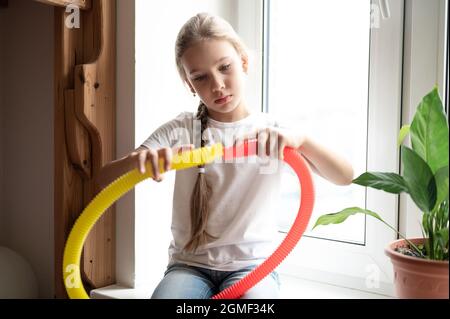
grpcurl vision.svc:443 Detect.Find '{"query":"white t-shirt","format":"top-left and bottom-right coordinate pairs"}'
top-left (141, 111), bottom-right (289, 271)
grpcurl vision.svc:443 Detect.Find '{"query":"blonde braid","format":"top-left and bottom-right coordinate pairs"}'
top-left (184, 102), bottom-right (217, 252)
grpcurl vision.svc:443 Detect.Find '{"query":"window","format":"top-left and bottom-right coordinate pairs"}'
top-left (269, 0), bottom-right (369, 244)
top-left (253, 0), bottom-right (404, 295)
top-left (266, 0), bottom-right (447, 295)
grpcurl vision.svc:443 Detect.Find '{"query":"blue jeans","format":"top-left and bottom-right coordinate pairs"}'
top-left (151, 263), bottom-right (281, 299)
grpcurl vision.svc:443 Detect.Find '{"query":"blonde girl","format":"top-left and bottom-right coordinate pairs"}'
top-left (100, 13), bottom-right (353, 299)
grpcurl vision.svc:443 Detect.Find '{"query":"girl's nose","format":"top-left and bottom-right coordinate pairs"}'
top-left (211, 75), bottom-right (225, 92)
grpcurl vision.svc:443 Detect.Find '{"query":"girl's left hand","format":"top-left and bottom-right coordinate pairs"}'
top-left (234, 127), bottom-right (307, 161)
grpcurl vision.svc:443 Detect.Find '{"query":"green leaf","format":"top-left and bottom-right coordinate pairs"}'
top-left (434, 165), bottom-right (449, 210)
top-left (398, 125), bottom-right (410, 147)
top-left (353, 172), bottom-right (409, 194)
top-left (435, 228), bottom-right (449, 253)
top-left (401, 145), bottom-right (437, 212)
top-left (314, 207), bottom-right (426, 258)
top-left (313, 207), bottom-right (385, 229)
top-left (410, 87), bottom-right (449, 173)
top-left (441, 200), bottom-right (449, 223)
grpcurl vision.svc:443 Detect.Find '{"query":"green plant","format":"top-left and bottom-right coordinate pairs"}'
top-left (314, 87), bottom-right (449, 261)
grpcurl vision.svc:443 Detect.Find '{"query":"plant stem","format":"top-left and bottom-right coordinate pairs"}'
top-left (381, 220), bottom-right (426, 258)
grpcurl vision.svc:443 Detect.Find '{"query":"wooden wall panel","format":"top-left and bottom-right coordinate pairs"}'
top-left (53, 0), bottom-right (116, 298)
top-left (36, 0), bottom-right (91, 10)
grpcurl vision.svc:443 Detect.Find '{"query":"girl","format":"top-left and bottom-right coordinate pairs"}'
top-left (100, 13), bottom-right (354, 299)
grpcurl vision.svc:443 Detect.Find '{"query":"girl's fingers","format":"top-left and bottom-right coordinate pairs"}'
top-left (138, 151), bottom-right (148, 174)
top-left (269, 129), bottom-right (281, 159)
top-left (257, 129), bottom-right (270, 157)
top-left (149, 145), bottom-right (195, 181)
top-left (147, 149), bottom-right (159, 179)
top-left (261, 128), bottom-right (281, 158)
top-left (234, 131), bottom-right (258, 146)
top-left (235, 128), bottom-right (278, 158)
top-left (278, 138), bottom-right (286, 161)
top-left (159, 147), bottom-right (173, 172)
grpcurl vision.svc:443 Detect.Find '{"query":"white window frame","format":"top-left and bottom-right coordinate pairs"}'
top-left (400, 0), bottom-right (448, 239)
top-left (93, 0), bottom-right (447, 298)
top-left (261, 0), bottom-right (402, 297)
top-left (267, 0), bottom-right (447, 297)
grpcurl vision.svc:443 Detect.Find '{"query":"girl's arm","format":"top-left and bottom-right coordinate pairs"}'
top-left (95, 144), bottom-right (194, 189)
top-left (234, 128), bottom-right (354, 186)
top-left (298, 137), bottom-right (354, 186)
top-left (95, 146), bottom-right (147, 189)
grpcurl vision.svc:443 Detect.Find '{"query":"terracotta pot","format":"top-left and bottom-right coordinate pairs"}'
top-left (385, 238), bottom-right (449, 299)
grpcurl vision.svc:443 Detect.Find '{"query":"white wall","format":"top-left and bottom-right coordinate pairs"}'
top-left (115, 0), bottom-right (136, 288)
top-left (0, 0), bottom-right (54, 298)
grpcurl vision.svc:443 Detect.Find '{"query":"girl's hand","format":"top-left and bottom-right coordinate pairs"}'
top-left (129, 144), bottom-right (195, 182)
top-left (235, 127), bottom-right (307, 161)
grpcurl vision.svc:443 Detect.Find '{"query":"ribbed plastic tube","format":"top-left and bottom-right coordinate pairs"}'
top-left (63, 141), bottom-right (314, 299)
top-left (213, 140), bottom-right (315, 298)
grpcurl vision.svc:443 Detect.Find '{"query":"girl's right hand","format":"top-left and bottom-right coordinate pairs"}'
top-left (130, 144), bottom-right (195, 182)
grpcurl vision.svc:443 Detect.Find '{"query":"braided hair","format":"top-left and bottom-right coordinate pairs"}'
top-left (183, 102), bottom-right (216, 252)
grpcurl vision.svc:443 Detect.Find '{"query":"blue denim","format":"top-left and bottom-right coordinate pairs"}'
top-left (151, 263), bottom-right (281, 299)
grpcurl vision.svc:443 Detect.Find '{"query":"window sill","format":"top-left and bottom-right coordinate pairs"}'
top-left (91, 274), bottom-right (394, 299)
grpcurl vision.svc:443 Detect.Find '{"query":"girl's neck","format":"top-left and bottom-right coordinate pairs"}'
top-left (207, 101), bottom-right (251, 123)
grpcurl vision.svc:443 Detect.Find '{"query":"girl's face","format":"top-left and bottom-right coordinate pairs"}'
top-left (181, 39), bottom-right (249, 122)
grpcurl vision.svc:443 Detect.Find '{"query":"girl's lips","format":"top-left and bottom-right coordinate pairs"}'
top-left (214, 95), bottom-right (232, 104)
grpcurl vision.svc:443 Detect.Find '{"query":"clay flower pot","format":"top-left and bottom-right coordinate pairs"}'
top-left (385, 238), bottom-right (449, 299)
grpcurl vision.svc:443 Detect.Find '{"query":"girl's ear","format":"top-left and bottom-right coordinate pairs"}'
top-left (241, 55), bottom-right (249, 74)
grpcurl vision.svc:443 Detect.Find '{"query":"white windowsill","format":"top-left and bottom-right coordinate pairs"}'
top-left (91, 273), bottom-right (394, 299)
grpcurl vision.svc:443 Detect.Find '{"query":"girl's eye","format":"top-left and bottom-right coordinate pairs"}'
top-left (192, 64), bottom-right (231, 81)
top-left (193, 75), bottom-right (206, 82)
top-left (220, 64), bottom-right (231, 71)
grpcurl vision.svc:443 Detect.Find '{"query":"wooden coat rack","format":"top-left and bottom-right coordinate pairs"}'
top-left (35, 0), bottom-right (116, 298)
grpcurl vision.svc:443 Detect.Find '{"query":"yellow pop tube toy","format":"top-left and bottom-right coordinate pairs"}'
top-left (63, 143), bottom-right (224, 299)
top-left (63, 140), bottom-right (315, 299)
